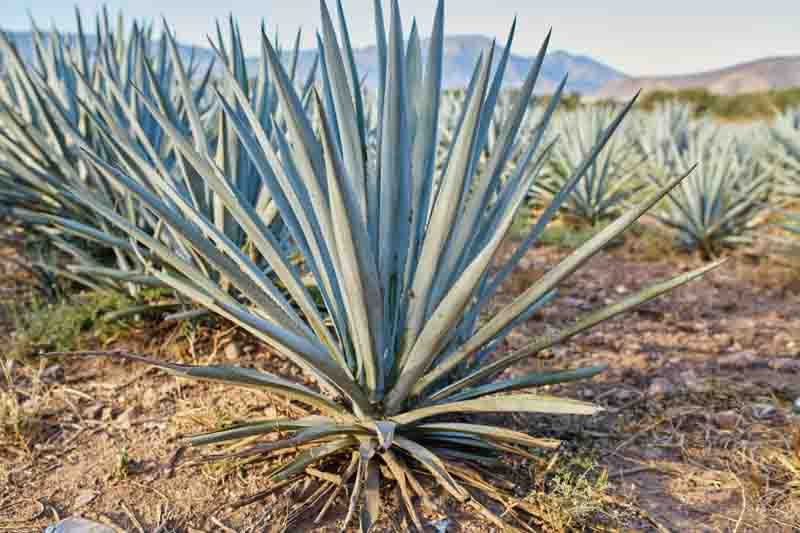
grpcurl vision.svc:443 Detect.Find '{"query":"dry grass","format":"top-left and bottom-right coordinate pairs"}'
top-left (0, 359), bottom-right (52, 458)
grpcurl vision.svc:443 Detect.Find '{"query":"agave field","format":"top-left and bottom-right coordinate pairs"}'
top-left (0, 2), bottom-right (798, 532)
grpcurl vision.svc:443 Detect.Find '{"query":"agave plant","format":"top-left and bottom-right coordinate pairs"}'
top-left (59, 1), bottom-right (720, 529)
top-left (631, 100), bottom-right (693, 160)
top-left (536, 105), bottom-right (644, 226)
top-left (0, 8), bottom-right (214, 296)
top-left (770, 106), bottom-right (800, 200)
top-left (771, 212), bottom-right (800, 258)
top-left (646, 123), bottom-right (771, 258)
top-left (0, 10), bottom-right (316, 304)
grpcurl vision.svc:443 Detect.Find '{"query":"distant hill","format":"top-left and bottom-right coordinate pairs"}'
top-left (360, 35), bottom-right (626, 94)
top-left (596, 56), bottom-right (800, 100)
top-left (1, 30), bottom-right (626, 95)
top-left (0, 29), bottom-right (217, 75)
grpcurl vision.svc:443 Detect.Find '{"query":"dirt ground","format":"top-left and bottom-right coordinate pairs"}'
top-left (1, 228), bottom-right (798, 533)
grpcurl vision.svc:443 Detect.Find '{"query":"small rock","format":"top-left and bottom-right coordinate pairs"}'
top-left (142, 388), bottom-right (159, 410)
top-left (679, 369), bottom-right (709, 393)
top-left (751, 403), bottom-right (776, 419)
top-left (793, 398), bottom-right (800, 415)
top-left (116, 406), bottom-right (141, 427)
top-left (614, 389), bottom-right (637, 402)
top-left (84, 404), bottom-right (104, 420)
top-left (642, 447), bottom-right (666, 460)
top-left (73, 490), bottom-right (97, 508)
top-left (224, 342), bottom-right (241, 361)
top-left (45, 518), bottom-right (115, 533)
top-left (41, 364), bottom-right (65, 383)
top-left (429, 519), bottom-right (452, 533)
top-left (718, 351), bottom-right (760, 370)
top-left (768, 358), bottom-right (800, 372)
top-left (5, 359), bottom-right (19, 376)
top-left (615, 285), bottom-right (628, 294)
top-left (647, 378), bottom-right (674, 398)
top-left (714, 410), bottom-right (740, 430)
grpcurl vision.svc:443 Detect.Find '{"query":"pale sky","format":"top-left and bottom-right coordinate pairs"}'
top-left (6, 0), bottom-right (799, 77)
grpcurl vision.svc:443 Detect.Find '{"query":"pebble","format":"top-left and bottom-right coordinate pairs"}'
top-left (614, 389), bottom-right (637, 402)
top-left (751, 403), bottom-right (776, 419)
top-left (717, 351), bottom-right (760, 370)
top-left (647, 378), bottom-right (674, 398)
top-left (45, 518), bottom-right (115, 533)
top-left (679, 369), bottom-right (709, 393)
top-left (768, 358), bottom-right (800, 372)
top-left (84, 403), bottom-right (104, 420)
top-left (41, 364), bottom-right (65, 383)
top-left (142, 388), bottom-right (159, 409)
top-left (73, 490), bottom-right (97, 508)
top-left (116, 406), bottom-right (141, 427)
top-left (714, 410), bottom-right (740, 430)
top-left (224, 342), bottom-right (241, 361)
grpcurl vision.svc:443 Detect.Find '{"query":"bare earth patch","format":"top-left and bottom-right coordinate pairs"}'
top-left (1, 236), bottom-right (798, 532)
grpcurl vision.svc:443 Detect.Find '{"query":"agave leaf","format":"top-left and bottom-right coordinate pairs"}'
top-left (319, 1), bottom-right (367, 222)
top-left (414, 422), bottom-right (561, 449)
top-left (380, 450), bottom-right (423, 530)
top-left (361, 458), bottom-right (381, 532)
top-left (393, 436), bottom-right (470, 502)
top-left (408, 0), bottom-right (444, 271)
top-left (442, 365), bottom-right (608, 403)
top-left (318, 91), bottom-right (384, 397)
top-left (427, 259), bottom-right (726, 401)
top-left (385, 141), bottom-right (536, 411)
top-left (162, 22), bottom-right (209, 158)
top-left (403, 44), bottom-right (495, 350)
top-left (187, 417), bottom-right (328, 447)
top-left (393, 394), bottom-right (600, 426)
top-left (53, 351), bottom-right (347, 415)
top-left (377, 0), bottom-right (412, 307)
top-left (484, 89), bottom-right (636, 302)
top-left (415, 165), bottom-right (695, 395)
top-left (206, 46), bottom-right (351, 359)
top-left (271, 437), bottom-right (356, 482)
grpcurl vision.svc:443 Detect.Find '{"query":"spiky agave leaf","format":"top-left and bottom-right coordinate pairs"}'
top-left (63, 1), bottom-right (722, 528)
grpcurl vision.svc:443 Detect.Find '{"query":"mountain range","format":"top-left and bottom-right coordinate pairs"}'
top-left (0, 30), bottom-right (624, 95)
top-left (3, 29), bottom-right (799, 97)
top-left (596, 56), bottom-right (800, 100)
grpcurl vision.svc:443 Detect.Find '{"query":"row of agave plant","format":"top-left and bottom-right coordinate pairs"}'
top-left (0, 7), bottom-right (315, 306)
top-left (449, 95), bottom-right (796, 260)
top-left (540, 99), bottom-right (800, 258)
top-left (0, 0), bottom-right (769, 529)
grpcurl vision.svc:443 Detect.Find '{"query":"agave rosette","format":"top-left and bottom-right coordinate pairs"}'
top-left (537, 105), bottom-right (645, 226)
top-left (63, 0), bottom-right (721, 528)
top-left (647, 123), bottom-right (771, 257)
top-left (770, 106), bottom-right (800, 200)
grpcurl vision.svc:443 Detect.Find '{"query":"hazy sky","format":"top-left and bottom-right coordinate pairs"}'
top-left (6, 1), bottom-right (799, 77)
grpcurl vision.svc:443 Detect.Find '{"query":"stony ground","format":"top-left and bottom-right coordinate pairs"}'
top-left (1, 227), bottom-right (798, 532)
